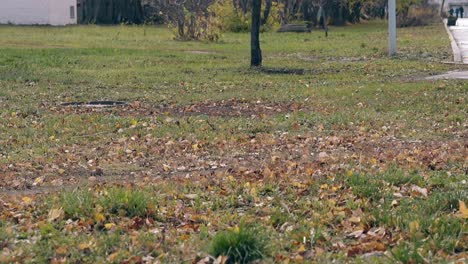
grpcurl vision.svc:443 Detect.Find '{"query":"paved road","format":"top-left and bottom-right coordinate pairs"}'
top-left (451, 18), bottom-right (468, 63)
top-left (426, 71), bottom-right (468, 80)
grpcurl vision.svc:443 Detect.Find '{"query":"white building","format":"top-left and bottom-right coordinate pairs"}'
top-left (0, 0), bottom-right (77, 25)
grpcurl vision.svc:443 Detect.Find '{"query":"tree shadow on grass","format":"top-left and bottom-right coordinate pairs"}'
top-left (251, 66), bottom-right (305, 75)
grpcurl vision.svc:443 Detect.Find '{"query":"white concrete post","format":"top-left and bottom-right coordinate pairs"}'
top-left (388, 0), bottom-right (397, 56)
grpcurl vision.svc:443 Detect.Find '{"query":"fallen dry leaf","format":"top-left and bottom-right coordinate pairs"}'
top-left (347, 241), bottom-right (386, 257)
top-left (458, 200), bottom-right (468, 219)
top-left (411, 185), bottom-right (428, 197)
top-left (21, 196), bottom-right (33, 205)
top-left (94, 213), bottom-right (106, 223)
top-left (48, 208), bottom-right (64, 222)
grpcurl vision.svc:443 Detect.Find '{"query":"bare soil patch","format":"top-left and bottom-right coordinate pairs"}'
top-left (47, 99), bottom-right (306, 118)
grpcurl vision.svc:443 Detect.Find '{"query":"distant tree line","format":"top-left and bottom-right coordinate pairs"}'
top-left (78, 0), bottom-right (144, 24)
top-left (77, 0), bottom-right (438, 38)
top-left (141, 0), bottom-right (390, 27)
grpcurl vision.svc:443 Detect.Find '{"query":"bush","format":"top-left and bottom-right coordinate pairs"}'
top-left (209, 223), bottom-right (269, 264)
top-left (397, 4), bottom-right (439, 27)
top-left (212, 0), bottom-right (281, 33)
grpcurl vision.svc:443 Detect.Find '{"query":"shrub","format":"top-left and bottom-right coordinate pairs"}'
top-left (100, 187), bottom-right (154, 218)
top-left (164, 0), bottom-right (221, 41)
top-left (212, 0), bottom-right (281, 33)
top-left (397, 3), bottom-right (439, 27)
top-left (209, 223), bottom-right (269, 264)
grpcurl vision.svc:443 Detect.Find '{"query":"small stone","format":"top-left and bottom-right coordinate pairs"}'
top-left (318, 152), bottom-right (330, 163)
top-left (88, 176), bottom-right (97, 182)
top-left (184, 194), bottom-right (198, 200)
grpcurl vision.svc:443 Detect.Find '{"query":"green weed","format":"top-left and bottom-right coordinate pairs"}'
top-left (209, 223), bottom-right (269, 264)
top-left (100, 187), bottom-right (154, 218)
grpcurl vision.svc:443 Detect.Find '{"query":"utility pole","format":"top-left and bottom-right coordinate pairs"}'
top-left (388, 0), bottom-right (397, 56)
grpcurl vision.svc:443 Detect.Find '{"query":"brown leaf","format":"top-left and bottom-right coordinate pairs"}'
top-left (458, 201), bottom-right (468, 219)
top-left (214, 256), bottom-right (229, 264)
top-left (349, 216), bottom-right (361, 224)
top-left (347, 229), bottom-right (364, 238)
top-left (347, 241), bottom-right (386, 257)
top-left (411, 185), bottom-right (428, 197)
top-left (55, 246), bottom-right (68, 256)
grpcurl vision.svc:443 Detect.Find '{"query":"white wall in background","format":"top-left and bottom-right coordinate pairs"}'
top-left (0, 0), bottom-right (77, 25)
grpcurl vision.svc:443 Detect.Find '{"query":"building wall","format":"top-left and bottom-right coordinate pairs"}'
top-left (49, 0), bottom-right (77, 25)
top-left (0, 0), bottom-right (77, 25)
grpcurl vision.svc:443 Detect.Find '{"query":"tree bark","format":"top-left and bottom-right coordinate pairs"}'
top-left (251, 0), bottom-right (262, 67)
top-left (261, 0), bottom-right (272, 25)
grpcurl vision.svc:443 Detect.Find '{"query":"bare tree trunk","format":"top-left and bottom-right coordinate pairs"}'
top-left (440, 0), bottom-right (446, 17)
top-left (261, 0), bottom-right (272, 25)
top-left (251, 0), bottom-right (262, 67)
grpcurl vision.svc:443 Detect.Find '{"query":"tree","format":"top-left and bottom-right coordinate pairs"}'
top-left (78, 0), bottom-right (143, 24)
top-left (161, 0), bottom-right (219, 40)
top-left (440, 0), bottom-right (446, 17)
top-left (251, 0), bottom-right (262, 66)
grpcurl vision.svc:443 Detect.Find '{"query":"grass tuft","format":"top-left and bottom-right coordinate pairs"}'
top-left (60, 188), bottom-right (95, 219)
top-left (100, 187), bottom-right (154, 218)
top-left (209, 223), bottom-right (269, 264)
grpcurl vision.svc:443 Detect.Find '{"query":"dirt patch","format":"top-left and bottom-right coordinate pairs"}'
top-left (46, 99), bottom-right (306, 118)
top-left (257, 67), bottom-right (305, 75)
top-left (61, 101), bottom-right (128, 108)
top-left (161, 100), bottom-right (304, 117)
top-left (184, 50), bottom-right (218, 55)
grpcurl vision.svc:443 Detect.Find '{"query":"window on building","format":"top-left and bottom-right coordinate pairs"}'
top-left (70, 6), bottom-right (75, 19)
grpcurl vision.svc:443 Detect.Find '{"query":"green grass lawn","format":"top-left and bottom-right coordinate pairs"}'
top-left (0, 21), bottom-right (467, 263)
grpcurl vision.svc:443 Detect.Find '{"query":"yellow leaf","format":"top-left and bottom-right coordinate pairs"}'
top-left (107, 251), bottom-right (121, 262)
top-left (22, 196), bottom-right (33, 205)
top-left (409, 220), bottom-right (419, 234)
top-left (292, 181), bottom-right (306, 189)
top-left (331, 185), bottom-right (340, 191)
top-left (130, 119), bottom-right (138, 126)
top-left (162, 164), bottom-right (171, 172)
top-left (346, 170), bottom-right (353, 177)
top-left (105, 223), bottom-right (116, 230)
top-left (458, 201), bottom-right (468, 219)
top-left (78, 243), bottom-right (90, 250)
top-left (94, 213), bottom-right (106, 223)
top-left (250, 187), bottom-right (257, 197)
top-left (297, 244), bottom-right (306, 253)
